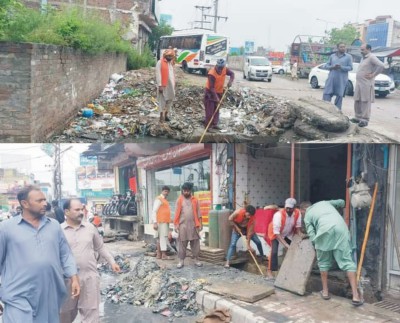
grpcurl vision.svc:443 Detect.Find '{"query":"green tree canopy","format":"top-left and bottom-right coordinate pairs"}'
top-left (324, 24), bottom-right (360, 46)
top-left (148, 21), bottom-right (173, 52)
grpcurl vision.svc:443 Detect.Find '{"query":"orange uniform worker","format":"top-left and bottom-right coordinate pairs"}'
top-left (266, 198), bottom-right (302, 280)
top-left (204, 58), bottom-right (235, 132)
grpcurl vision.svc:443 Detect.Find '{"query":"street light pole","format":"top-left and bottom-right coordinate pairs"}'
top-left (316, 18), bottom-right (337, 33)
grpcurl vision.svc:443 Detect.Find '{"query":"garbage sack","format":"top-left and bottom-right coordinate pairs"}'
top-left (349, 181), bottom-right (372, 209)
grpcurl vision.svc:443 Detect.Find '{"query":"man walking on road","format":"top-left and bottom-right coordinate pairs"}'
top-left (204, 58), bottom-right (235, 132)
top-left (0, 186), bottom-right (80, 323)
top-left (156, 49), bottom-right (176, 123)
top-left (60, 198), bottom-right (120, 323)
top-left (291, 60), bottom-right (298, 80)
top-left (352, 43), bottom-right (385, 127)
top-left (266, 198), bottom-right (302, 279)
top-left (224, 205), bottom-right (265, 268)
top-left (322, 43), bottom-right (353, 110)
top-left (174, 182), bottom-right (202, 269)
top-left (152, 186), bottom-right (174, 260)
top-left (300, 199), bottom-right (363, 306)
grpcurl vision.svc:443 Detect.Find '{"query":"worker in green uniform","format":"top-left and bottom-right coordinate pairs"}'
top-left (300, 199), bottom-right (363, 306)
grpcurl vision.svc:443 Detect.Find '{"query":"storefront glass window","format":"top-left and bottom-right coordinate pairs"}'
top-left (155, 158), bottom-right (211, 218)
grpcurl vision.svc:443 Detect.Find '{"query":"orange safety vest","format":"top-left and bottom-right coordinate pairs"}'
top-left (160, 58), bottom-right (169, 87)
top-left (156, 195), bottom-right (171, 223)
top-left (233, 209), bottom-right (255, 233)
top-left (92, 216), bottom-right (102, 227)
top-left (174, 195), bottom-right (201, 228)
top-left (206, 67), bottom-right (227, 94)
top-left (267, 208), bottom-right (300, 241)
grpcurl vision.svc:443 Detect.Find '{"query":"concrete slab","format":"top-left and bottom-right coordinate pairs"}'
top-left (274, 234), bottom-right (315, 295)
top-left (204, 281), bottom-right (275, 303)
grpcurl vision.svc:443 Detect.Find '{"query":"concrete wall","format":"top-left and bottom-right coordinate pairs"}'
top-left (0, 42), bottom-right (127, 142)
top-left (228, 56), bottom-right (244, 71)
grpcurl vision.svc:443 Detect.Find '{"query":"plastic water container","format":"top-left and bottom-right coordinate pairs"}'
top-left (82, 108), bottom-right (94, 118)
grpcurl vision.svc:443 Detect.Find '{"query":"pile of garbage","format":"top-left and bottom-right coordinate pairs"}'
top-left (102, 257), bottom-right (204, 319)
top-left (51, 68), bottom-right (297, 143)
top-left (98, 254), bottom-right (131, 274)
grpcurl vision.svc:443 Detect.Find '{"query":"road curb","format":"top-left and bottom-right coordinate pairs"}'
top-left (196, 290), bottom-right (269, 323)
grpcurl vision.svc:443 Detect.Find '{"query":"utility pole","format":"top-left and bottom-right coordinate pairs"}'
top-left (194, 5), bottom-right (211, 29)
top-left (53, 143), bottom-right (61, 201)
top-left (203, 0), bottom-right (228, 33)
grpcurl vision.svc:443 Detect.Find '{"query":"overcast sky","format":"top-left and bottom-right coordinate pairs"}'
top-left (0, 144), bottom-right (89, 196)
top-left (159, 0), bottom-right (398, 51)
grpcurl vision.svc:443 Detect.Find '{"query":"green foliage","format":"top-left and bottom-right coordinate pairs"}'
top-left (324, 24), bottom-right (360, 46)
top-left (0, 2), bottom-right (156, 70)
top-left (127, 45), bottom-right (156, 70)
top-left (148, 21), bottom-right (174, 52)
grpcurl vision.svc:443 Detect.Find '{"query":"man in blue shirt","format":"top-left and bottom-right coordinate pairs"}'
top-left (322, 43), bottom-right (353, 110)
top-left (0, 185), bottom-right (80, 323)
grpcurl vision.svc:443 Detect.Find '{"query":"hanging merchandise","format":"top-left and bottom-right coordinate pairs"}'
top-left (349, 179), bottom-right (372, 209)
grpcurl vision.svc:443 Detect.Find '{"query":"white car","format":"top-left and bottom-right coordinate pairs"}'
top-left (272, 63), bottom-right (291, 75)
top-left (308, 63), bottom-right (396, 98)
top-left (243, 56), bottom-right (272, 82)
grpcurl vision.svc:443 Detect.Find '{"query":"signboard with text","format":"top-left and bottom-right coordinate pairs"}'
top-left (76, 166), bottom-right (114, 190)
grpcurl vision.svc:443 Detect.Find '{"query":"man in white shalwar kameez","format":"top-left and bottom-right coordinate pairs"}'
top-left (155, 49), bottom-right (176, 122)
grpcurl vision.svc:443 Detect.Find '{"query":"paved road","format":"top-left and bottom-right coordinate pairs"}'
top-left (234, 72), bottom-right (400, 142)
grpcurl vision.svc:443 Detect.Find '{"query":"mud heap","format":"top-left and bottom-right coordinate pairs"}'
top-left (102, 257), bottom-right (204, 319)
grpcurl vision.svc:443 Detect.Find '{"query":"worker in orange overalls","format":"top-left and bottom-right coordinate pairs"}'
top-left (224, 205), bottom-right (264, 268)
top-left (204, 59), bottom-right (235, 132)
top-left (266, 198), bottom-right (302, 280)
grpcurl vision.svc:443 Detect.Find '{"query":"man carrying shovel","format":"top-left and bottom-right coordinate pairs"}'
top-left (224, 205), bottom-right (264, 268)
top-left (204, 58), bottom-right (235, 132)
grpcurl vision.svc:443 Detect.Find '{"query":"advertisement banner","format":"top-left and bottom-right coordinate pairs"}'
top-left (194, 190), bottom-right (212, 226)
top-left (76, 166), bottom-right (114, 190)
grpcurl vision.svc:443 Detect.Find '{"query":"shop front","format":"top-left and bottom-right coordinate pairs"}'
top-left (136, 144), bottom-right (213, 238)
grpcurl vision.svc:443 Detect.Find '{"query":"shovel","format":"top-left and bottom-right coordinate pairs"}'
top-left (198, 88), bottom-right (229, 143)
top-left (233, 224), bottom-right (265, 277)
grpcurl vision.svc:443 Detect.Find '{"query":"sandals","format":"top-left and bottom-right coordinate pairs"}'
top-left (177, 263), bottom-right (184, 269)
top-left (224, 264), bottom-right (230, 268)
top-left (352, 299), bottom-right (364, 307)
top-left (320, 291), bottom-right (331, 300)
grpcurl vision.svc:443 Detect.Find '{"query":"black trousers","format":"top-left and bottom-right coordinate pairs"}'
top-left (269, 237), bottom-right (292, 271)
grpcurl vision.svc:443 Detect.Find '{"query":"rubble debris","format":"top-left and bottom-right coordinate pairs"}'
top-left (102, 257), bottom-right (204, 319)
top-left (49, 68), bottom-right (391, 143)
top-left (98, 254), bottom-right (131, 274)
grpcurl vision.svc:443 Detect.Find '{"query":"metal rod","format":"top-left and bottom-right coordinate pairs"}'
top-left (345, 144), bottom-right (352, 227)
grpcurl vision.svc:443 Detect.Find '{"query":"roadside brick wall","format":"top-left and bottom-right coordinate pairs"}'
top-left (0, 42), bottom-right (33, 142)
top-left (0, 41), bottom-right (127, 142)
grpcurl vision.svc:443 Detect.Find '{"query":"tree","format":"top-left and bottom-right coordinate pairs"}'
top-left (148, 21), bottom-right (173, 52)
top-left (324, 24), bottom-right (360, 46)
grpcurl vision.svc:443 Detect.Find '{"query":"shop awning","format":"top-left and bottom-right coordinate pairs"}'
top-left (372, 47), bottom-right (400, 57)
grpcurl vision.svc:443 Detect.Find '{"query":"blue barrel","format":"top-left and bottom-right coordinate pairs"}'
top-left (208, 210), bottom-right (219, 248)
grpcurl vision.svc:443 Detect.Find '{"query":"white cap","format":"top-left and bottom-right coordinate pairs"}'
top-left (285, 198), bottom-right (297, 208)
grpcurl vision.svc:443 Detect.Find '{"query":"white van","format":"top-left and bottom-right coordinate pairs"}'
top-left (243, 56), bottom-right (273, 82)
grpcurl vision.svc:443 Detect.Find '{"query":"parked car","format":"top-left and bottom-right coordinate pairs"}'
top-left (308, 63), bottom-right (396, 98)
top-left (243, 56), bottom-right (272, 82)
top-left (272, 63), bottom-right (291, 75)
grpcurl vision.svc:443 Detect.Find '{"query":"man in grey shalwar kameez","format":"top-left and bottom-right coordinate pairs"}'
top-left (173, 182), bottom-right (203, 269)
top-left (352, 43), bottom-right (385, 127)
top-left (322, 43), bottom-right (353, 109)
top-left (0, 186), bottom-right (80, 323)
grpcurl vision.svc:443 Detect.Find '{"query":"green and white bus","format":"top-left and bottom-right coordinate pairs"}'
top-left (158, 29), bottom-right (229, 75)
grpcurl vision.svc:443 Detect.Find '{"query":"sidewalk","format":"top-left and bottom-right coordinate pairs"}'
top-left (104, 240), bottom-right (400, 323)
